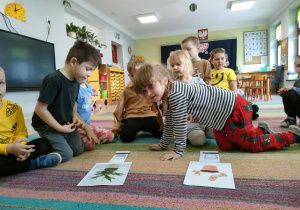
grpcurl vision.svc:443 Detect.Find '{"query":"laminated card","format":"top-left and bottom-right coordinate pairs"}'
top-left (183, 161), bottom-right (235, 189)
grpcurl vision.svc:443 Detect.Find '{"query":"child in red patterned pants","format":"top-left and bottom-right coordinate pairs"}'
top-left (77, 79), bottom-right (114, 150)
top-left (214, 94), bottom-right (296, 152)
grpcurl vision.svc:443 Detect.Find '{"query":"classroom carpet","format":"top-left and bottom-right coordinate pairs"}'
top-left (0, 101), bottom-right (299, 209)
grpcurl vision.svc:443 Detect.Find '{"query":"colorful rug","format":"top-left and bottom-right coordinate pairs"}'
top-left (1, 99), bottom-right (299, 209)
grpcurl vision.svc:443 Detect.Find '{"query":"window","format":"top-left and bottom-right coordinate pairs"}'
top-left (276, 24), bottom-right (281, 65)
top-left (297, 9), bottom-right (300, 56)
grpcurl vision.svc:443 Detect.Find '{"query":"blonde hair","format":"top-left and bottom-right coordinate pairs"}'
top-left (181, 36), bottom-right (199, 47)
top-left (169, 50), bottom-right (194, 77)
top-left (134, 62), bottom-right (172, 94)
top-left (210, 48), bottom-right (226, 60)
top-left (127, 57), bottom-right (145, 76)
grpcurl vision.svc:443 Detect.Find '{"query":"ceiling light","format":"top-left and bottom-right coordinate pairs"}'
top-left (230, 0), bottom-right (255, 11)
top-left (136, 13), bottom-right (159, 24)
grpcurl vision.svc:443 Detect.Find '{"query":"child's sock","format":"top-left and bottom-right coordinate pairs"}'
top-left (30, 152), bottom-right (62, 169)
top-left (288, 125), bottom-right (300, 143)
top-left (294, 134), bottom-right (300, 143)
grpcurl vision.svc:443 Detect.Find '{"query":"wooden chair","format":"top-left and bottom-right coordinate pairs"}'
top-left (244, 75), bottom-right (267, 102)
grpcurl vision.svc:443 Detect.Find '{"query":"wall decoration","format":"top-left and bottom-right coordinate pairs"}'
top-left (281, 37), bottom-right (288, 70)
top-left (5, 3), bottom-right (26, 21)
top-left (128, 46), bottom-right (132, 54)
top-left (198, 29), bottom-right (208, 40)
top-left (243, 30), bottom-right (268, 64)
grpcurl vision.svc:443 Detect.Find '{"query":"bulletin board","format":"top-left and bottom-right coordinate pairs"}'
top-left (281, 38), bottom-right (288, 70)
top-left (243, 30), bottom-right (268, 64)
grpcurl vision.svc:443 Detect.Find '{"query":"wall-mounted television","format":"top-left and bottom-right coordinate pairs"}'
top-left (0, 29), bottom-right (56, 91)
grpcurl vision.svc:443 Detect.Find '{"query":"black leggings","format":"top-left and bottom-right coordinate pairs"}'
top-left (0, 138), bottom-right (52, 176)
top-left (120, 117), bottom-right (163, 143)
top-left (282, 90), bottom-right (300, 118)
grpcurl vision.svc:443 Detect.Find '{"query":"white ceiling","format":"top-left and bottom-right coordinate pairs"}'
top-left (76, 0), bottom-right (294, 39)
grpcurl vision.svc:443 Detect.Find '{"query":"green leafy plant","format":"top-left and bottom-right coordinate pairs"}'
top-left (66, 22), bottom-right (78, 32)
top-left (89, 165), bottom-right (124, 182)
top-left (77, 26), bottom-right (91, 41)
top-left (63, 0), bottom-right (72, 8)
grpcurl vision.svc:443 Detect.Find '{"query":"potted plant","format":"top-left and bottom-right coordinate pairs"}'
top-left (66, 22), bottom-right (78, 39)
top-left (77, 26), bottom-right (91, 42)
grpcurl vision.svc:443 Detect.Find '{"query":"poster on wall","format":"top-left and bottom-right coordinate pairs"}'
top-left (244, 30), bottom-right (267, 63)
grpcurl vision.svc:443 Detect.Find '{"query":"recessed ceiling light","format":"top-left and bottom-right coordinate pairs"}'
top-left (136, 13), bottom-right (159, 24)
top-left (230, 0), bottom-right (255, 11)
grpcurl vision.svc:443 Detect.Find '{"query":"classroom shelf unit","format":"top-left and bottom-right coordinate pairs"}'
top-left (88, 64), bottom-right (125, 106)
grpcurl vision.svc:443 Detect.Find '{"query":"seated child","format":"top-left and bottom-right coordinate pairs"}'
top-left (0, 67), bottom-right (61, 176)
top-left (236, 72), bottom-right (260, 120)
top-left (133, 61), bottom-right (300, 161)
top-left (112, 58), bottom-right (162, 142)
top-left (279, 55), bottom-right (300, 127)
top-left (210, 48), bottom-right (237, 93)
top-left (181, 36), bottom-right (212, 85)
top-left (169, 50), bottom-right (215, 146)
top-left (77, 79), bottom-right (114, 150)
top-left (32, 40), bottom-right (101, 163)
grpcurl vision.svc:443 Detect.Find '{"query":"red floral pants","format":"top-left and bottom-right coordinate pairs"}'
top-left (214, 94), bottom-right (295, 152)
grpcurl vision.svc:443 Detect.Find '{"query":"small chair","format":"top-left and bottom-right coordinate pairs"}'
top-left (270, 65), bottom-right (284, 93)
top-left (244, 75), bottom-right (267, 102)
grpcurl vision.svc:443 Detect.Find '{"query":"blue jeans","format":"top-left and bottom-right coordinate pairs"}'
top-left (34, 125), bottom-right (84, 162)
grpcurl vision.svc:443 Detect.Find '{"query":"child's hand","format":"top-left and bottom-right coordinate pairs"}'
top-left (247, 101), bottom-right (252, 105)
top-left (6, 139), bottom-right (34, 161)
top-left (60, 123), bottom-right (76, 133)
top-left (278, 87), bottom-right (291, 95)
top-left (161, 151), bottom-right (181, 161)
top-left (85, 126), bottom-right (100, 144)
top-left (72, 116), bottom-right (84, 128)
top-left (149, 144), bottom-right (162, 151)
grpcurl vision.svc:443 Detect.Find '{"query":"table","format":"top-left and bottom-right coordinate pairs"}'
top-left (240, 70), bottom-right (276, 101)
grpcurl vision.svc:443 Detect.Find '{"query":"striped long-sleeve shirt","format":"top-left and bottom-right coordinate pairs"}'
top-left (159, 81), bottom-right (237, 156)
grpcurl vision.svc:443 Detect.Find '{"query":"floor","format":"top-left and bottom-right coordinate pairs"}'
top-left (25, 94), bottom-right (283, 135)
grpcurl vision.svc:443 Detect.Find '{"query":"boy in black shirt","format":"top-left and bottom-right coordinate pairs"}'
top-left (32, 41), bottom-right (101, 162)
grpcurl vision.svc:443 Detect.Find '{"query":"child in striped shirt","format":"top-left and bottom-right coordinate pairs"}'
top-left (133, 61), bottom-right (300, 161)
top-left (169, 50), bottom-right (215, 146)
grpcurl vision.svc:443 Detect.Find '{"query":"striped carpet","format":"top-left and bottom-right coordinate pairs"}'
top-left (0, 98), bottom-right (299, 209)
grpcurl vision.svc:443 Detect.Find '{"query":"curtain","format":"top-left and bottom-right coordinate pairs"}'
top-left (199, 38), bottom-right (237, 70)
top-left (161, 38), bottom-right (237, 70)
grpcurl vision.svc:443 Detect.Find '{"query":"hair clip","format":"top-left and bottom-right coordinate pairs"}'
top-left (164, 93), bottom-right (169, 98)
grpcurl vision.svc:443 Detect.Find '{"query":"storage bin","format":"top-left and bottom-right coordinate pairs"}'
top-left (99, 73), bottom-right (107, 81)
top-left (100, 90), bottom-right (108, 98)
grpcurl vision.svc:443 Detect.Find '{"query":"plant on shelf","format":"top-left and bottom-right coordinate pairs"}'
top-left (88, 33), bottom-right (100, 47)
top-left (63, 0), bottom-right (72, 8)
top-left (66, 22), bottom-right (78, 39)
top-left (77, 26), bottom-right (92, 42)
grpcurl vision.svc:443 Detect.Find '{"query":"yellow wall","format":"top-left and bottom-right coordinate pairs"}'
top-left (135, 25), bottom-right (268, 69)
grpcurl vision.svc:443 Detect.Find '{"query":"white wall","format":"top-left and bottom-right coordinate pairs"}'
top-left (268, 0), bottom-right (300, 88)
top-left (0, 0), bottom-right (135, 114)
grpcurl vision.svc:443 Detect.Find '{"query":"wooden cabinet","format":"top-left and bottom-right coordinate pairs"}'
top-left (88, 64), bottom-right (125, 106)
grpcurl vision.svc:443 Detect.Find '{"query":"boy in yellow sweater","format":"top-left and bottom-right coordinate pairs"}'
top-left (0, 67), bottom-right (61, 176)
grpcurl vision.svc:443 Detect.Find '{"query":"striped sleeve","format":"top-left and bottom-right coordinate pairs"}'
top-left (160, 91), bottom-right (188, 156)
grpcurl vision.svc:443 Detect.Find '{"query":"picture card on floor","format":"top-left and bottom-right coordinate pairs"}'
top-left (199, 151), bottom-right (220, 163)
top-left (183, 161), bottom-right (235, 189)
top-left (116, 151), bottom-right (130, 154)
top-left (77, 162), bottom-right (132, 186)
top-left (108, 154), bottom-right (129, 163)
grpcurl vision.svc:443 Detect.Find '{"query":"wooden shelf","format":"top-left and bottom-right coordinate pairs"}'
top-left (88, 64), bottom-right (125, 106)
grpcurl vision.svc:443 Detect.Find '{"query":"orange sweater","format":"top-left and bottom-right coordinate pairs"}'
top-left (112, 81), bottom-right (157, 135)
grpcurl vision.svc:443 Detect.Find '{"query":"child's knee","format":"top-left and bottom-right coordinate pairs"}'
top-left (60, 150), bottom-right (73, 162)
top-left (188, 130), bottom-right (206, 146)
